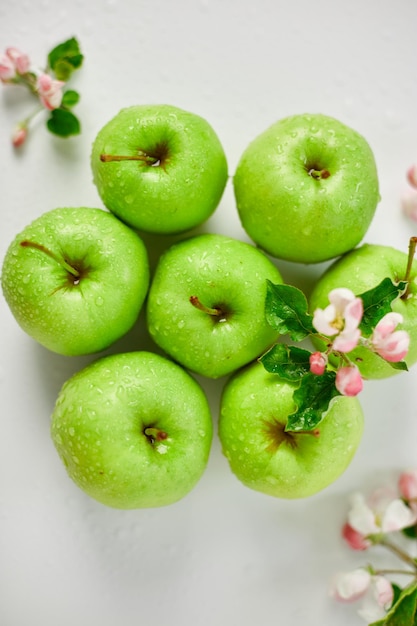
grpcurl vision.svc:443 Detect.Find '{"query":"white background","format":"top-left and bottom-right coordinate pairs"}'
top-left (1, 1), bottom-right (417, 625)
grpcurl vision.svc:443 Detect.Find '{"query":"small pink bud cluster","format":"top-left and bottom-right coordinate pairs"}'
top-left (0, 46), bottom-right (67, 148)
top-left (0, 47), bottom-right (30, 81)
top-left (402, 163), bottom-right (417, 222)
top-left (310, 288), bottom-right (410, 396)
top-left (332, 472), bottom-right (417, 622)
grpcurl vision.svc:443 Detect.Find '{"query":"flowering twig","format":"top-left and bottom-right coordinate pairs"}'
top-left (0, 38), bottom-right (83, 147)
top-left (332, 470), bottom-right (417, 624)
top-left (259, 238), bottom-right (416, 433)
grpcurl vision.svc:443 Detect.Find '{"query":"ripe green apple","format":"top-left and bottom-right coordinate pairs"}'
top-left (1, 207), bottom-right (150, 356)
top-left (218, 360), bottom-right (364, 499)
top-left (51, 351), bottom-right (213, 509)
top-left (233, 113), bottom-right (380, 263)
top-left (146, 233), bottom-right (283, 378)
top-left (91, 103), bottom-right (228, 234)
top-left (309, 242), bottom-right (417, 378)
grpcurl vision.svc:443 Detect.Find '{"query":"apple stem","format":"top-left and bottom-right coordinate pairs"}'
top-left (100, 153), bottom-right (159, 165)
top-left (189, 295), bottom-right (224, 317)
top-left (20, 240), bottom-right (80, 279)
top-left (144, 427), bottom-right (168, 443)
top-left (402, 236), bottom-right (417, 298)
top-left (308, 168), bottom-right (330, 180)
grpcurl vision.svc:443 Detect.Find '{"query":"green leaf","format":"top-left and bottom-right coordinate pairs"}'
top-left (265, 281), bottom-right (315, 341)
top-left (370, 581), bottom-right (417, 626)
top-left (61, 90), bottom-right (80, 108)
top-left (286, 371), bottom-right (340, 432)
top-left (402, 524), bottom-right (417, 539)
top-left (358, 277), bottom-right (408, 337)
top-left (48, 37), bottom-right (84, 80)
top-left (46, 109), bottom-right (81, 137)
top-left (260, 344), bottom-right (312, 381)
top-left (388, 360), bottom-right (409, 372)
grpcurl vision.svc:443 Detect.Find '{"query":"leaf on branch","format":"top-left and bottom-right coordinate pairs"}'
top-left (47, 109), bottom-right (81, 137)
top-left (358, 277), bottom-right (408, 337)
top-left (265, 281), bottom-right (315, 341)
top-left (259, 344), bottom-right (311, 381)
top-left (48, 37), bottom-right (84, 81)
top-left (369, 581), bottom-right (417, 626)
top-left (61, 90), bottom-right (80, 108)
top-left (285, 371), bottom-right (340, 432)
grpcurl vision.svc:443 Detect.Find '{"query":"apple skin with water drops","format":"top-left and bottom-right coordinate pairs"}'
top-left (218, 361), bottom-right (364, 499)
top-left (51, 351), bottom-right (213, 509)
top-left (233, 113), bottom-right (380, 263)
top-left (91, 103), bottom-right (228, 234)
top-left (146, 233), bottom-right (283, 378)
top-left (1, 207), bottom-right (150, 356)
top-left (309, 243), bottom-right (417, 378)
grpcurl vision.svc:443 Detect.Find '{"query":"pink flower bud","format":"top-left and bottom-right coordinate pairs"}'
top-left (371, 312), bottom-right (410, 362)
top-left (0, 53), bottom-right (15, 81)
top-left (331, 568), bottom-right (371, 603)
top-left (5, 47), bottom-right (30, 74)
top-left (12, 125), bottom-right (28, 147)
top-left (36, 73), bottom-right (65, 110)
top-left (373, 576), bottom-right (394, 610)
top-left (342, 522), bottom-right (371, 550)
top-left (399, 469), bottom-right (417, 501)
top-left (407, 163), bottom-right (417, 188)
top-left (335, 366), bottom-right (363, 396)
top-left (309, 351), bottom-right (327, 375)
top-left (401, 189), bottom-right (417, 222)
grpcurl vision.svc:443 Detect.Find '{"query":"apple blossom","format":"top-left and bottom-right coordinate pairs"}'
top-left (401, 189), bottom-right (417, 222)
top-left (36, 73), bottom-right (65, 110)
top-left (335, 365), bottom-right (363, 396)
top-left (0, 53), bottom-right (15, 81)
top-left (331, 568), bottom-right (372, 603)
top-left (5, 47), bottom-right (30, 75)
top-left (371, 312), bottom-right (410, 362)
top-left (407, 163), bottom-right (417, 188)
top-left (309, 351), bottom-right (327, 375)
top-left (399, 469), bottom-right (417, 502)
top-left (12, 125), bottom-right (28, 148)
top-left (345, 490), bottom-right (417, 543)
top-left (342, 522), bottom-right (372, 551)
top-left (312, 287), bottom-right (363, 352)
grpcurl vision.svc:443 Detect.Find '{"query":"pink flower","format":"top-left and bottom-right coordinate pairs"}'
top-left (407, 163), bottom-right (417, 188)
top-left (398, 469), bottom-right (417, 501)
top-left (346, 490), bottom-right (417, 540)
top-left (335, 365), bottom-right (363, 396)
top-left (5, 47), bottom-right (30, 74)
top-left (331, 569), bottom-right (393, 623)
top-left (36, 73), bottom-right (65, 110)
top-left (331, 568), bottom-right (372, 603)
top-left (0, 53), bottom-right (15, 81)
top-left (371, 312), bottom-right (410, 362)
top-left (309, 351), bottom-right (327, 375)
top-left (342, 522), bottom-right (372, 551)
top-left (401, 189), bottom-right (417, 222)
top-left (312, 288), bottom-right (363, 353)
top-left (12, 125), bottom-right (28, 147)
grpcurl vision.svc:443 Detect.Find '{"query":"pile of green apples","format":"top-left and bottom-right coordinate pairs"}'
top-left (2, 104), bottom-right (416, 509)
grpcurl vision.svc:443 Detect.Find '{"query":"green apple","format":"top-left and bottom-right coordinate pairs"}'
top-left (51, 351), bottom-right (213, 509)
top-left (218, 360), bottom-right (364, 499)
top-left (1, 207), bottom-right (150, 356)
top-left (91, 104), bottom-right (228, 234)
top-left (146, 233), bottom-right (283, 378)
top-left (233, 113), bottom-right (380, 263)
top-left (309, 242), bottom-right (417, 378)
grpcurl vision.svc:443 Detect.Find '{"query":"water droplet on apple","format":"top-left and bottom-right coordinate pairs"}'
top-left (68, 427), bottom-right (75, 437)
top-left (95, 296), bottom-right (104, 307)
